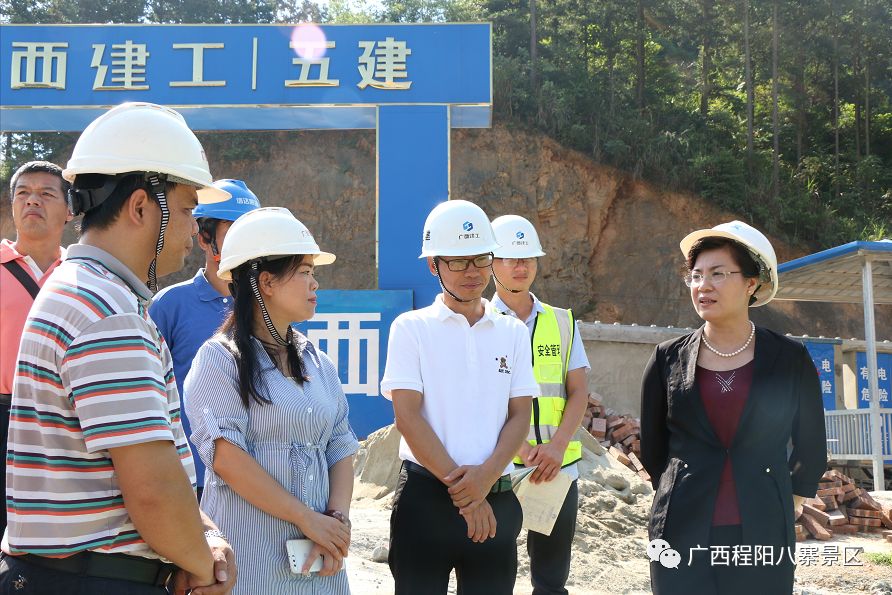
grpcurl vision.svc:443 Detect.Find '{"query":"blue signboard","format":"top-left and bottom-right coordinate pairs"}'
top-left (803, 341), bottom-right (838, 410)
top-left (856, 351), bottom-right (892, 458)
top-left (295, 289), bottom-right (412, 439)
top-left (0, 23), bottom-right (492, 131)
top-left (856, 352), bottom-right (892, 408)
top-left (2, 23), bottom-right (490, 337)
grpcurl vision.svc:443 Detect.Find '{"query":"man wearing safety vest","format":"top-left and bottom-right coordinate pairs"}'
top-left (490, 214), bottom-right (591, 595)
top-left (150, 179), bottom-right (260, 498)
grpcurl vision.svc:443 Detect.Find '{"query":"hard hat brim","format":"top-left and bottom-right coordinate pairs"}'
top-left (418, 242), bottom-right (501, 258)
top-left (217, 251), bottom-right (337, 282)
top-left (680, 228), bottom-right (751, 259)
top-left (196, 186), bottom-right (232, 204)
top-left (492, 248), bottom-right (546, 258)
top-left (313, 252), bottom-right (336, 266)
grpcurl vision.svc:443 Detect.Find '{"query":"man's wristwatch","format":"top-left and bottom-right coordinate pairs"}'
top-left (324, 509), bottom-right (351, 529)
top-left (204, 529), bottom-right (229, 543)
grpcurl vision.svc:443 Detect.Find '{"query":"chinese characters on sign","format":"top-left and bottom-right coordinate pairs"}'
top-left (307, 313), bottom-right (381, 397)
top-left (92, 41), bottom-right (150, 90)
top-left (856, 352), bottom-right (892, 406)
top-left (10, 36), bottom-right (413, 92)
top-left (803, 341), bottom-right (837, 410)
top-left (11, 42), bottom-right (68, 89)
top-left (1, 24), bottom-right (493, 131)
top-left (295, 290), bottom-right (413, 439)
top-left (357, 37), bottom-right (411, 89)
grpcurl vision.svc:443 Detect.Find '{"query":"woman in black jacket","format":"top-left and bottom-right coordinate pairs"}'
top-left (640, 221), bottom-right (826, 595)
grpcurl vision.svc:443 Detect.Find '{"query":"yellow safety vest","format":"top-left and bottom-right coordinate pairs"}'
top-left (496, 302), bottom-right (582, 467)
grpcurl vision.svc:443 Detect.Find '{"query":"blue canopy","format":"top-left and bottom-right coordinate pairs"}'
top-left (776, 240), bottom-right (892, 304)
top-left (776, 239), bottom-right (891, 490)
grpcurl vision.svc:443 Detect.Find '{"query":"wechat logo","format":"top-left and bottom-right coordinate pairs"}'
top-left (647, 539), bottom-right (681, 569)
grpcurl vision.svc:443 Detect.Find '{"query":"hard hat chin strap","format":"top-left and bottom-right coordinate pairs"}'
top-left (433, 258), bottom-right (472, 303)
top-left (248, 262), bottom-right (291, 347)
top-left (146, 174), bottom-right (169, 293)
top-left (492, 269), bottom-right (522, 294)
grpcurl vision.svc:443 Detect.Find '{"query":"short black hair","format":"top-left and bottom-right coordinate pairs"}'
top-left (197, 217), bottom-right (222, 245)
top-left (9, 160), bottom-right (69, 198)
top-left (77, 173), bottom-right (176, 234)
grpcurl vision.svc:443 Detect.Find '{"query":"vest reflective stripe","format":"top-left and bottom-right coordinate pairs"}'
top-left (513, 303), bottom-right (582, 467)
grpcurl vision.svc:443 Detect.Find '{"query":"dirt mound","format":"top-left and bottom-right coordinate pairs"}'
top-left (353, 424), bottom-right (653, 526)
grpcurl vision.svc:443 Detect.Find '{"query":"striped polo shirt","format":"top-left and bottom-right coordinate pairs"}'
top-left (3, 244), bottom-right (196, 559)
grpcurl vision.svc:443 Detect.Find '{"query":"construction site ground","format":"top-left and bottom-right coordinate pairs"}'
top-left (347, 426), bottom-right (892, 595)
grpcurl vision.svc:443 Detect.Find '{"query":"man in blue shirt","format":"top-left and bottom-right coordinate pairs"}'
top-left (150, 179), bottom-right (260, 497)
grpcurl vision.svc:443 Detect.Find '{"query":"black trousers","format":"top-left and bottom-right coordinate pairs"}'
top-left (0, 554), bottom-right (167, 595)
top-left (389, 465), bottom-right (523, 595)
top-left (527, 479), bottom-right (578, 595)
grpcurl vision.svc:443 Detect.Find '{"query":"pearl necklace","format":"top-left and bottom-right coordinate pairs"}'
top-left (702, 321), bottom-right (755, 358)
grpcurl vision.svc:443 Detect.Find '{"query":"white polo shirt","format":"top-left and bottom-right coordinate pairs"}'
top-left (382, 295), bottom-right (539, 475)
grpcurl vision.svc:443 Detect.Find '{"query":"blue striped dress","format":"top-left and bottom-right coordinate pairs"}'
top-left (184, 330), bottom-right (359, 594)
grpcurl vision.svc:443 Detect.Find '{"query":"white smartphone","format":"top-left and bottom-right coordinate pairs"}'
top-left (286, 539), bottom-right (324, 574)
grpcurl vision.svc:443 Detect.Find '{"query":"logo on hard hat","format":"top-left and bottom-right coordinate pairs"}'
top-left (516, 231), bottom-right (525, 239)
top-left (463, 221), bottom-right (474, 232)
top-left (424, 230), bottom-right (431, 241)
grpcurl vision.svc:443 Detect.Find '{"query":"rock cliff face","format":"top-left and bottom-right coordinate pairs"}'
top-left (2, 124), bottom-right (887, 339)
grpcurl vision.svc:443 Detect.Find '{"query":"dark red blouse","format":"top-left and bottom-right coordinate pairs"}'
top-left (696, 359), bottom-right (755, 526)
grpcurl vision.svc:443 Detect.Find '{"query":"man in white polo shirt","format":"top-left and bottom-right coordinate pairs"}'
top-left (381, 200), bottom-right (537, 595)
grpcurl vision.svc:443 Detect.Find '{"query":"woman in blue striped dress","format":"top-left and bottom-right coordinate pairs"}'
top-left (184, 208), bottom-right (359, 594)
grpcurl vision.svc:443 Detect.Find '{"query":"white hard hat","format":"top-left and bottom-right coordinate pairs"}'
top-left (679, 220), bottom-right (779, 307)
top-left (218, 207), bottom-right (335, 281)
top-left (63, 102), bottom-right (228, 203)
top-left (491, 215), bottom-right (546, 258)
top-left (419, 200), bottom-right (500, 258)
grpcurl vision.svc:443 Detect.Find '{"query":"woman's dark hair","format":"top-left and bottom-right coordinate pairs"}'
top-left (219, 254), bottom-right (309, 408)
top-left (686, 237), bottom-right (762, 305)
top-left (77, 173), bottom-right (176, 234)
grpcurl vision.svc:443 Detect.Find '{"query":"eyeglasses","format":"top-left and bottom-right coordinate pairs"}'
top-left (438, 253), bottom-right (494, 272)
top-left (684, 271), bottom-right (742, 287)
top-left (495, 257), bottom-right (537, 268)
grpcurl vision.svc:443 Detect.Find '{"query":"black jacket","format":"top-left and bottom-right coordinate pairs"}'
top-left (640, 326), bottom-right (826, 572)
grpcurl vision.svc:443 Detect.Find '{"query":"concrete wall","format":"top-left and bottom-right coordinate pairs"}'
top-left (579, 322), bottom-right (690, 418)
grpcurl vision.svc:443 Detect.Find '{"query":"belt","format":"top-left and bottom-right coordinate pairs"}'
top-left (403, 460), bottom-right (513, 494)
top-left (14, 552), bottom-right (177, 586)
top-left (0, 393), bottom-right (11, 407)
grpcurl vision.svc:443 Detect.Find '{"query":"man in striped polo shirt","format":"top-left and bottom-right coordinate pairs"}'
top-left (1, 103), bottom-right (237, 594)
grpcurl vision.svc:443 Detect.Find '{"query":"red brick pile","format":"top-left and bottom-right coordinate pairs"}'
top-left (581, 394), bottom-right (650, 483)
top-left (794, 469), bottom-right (892, 542)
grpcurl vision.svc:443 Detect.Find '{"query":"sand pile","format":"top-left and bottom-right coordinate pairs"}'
top-left (353, 424), bottom-right (653, 528)
top-left (351, 424), bottom-right (656, 593)
top-left (352, 424), bottom-right (403, 499)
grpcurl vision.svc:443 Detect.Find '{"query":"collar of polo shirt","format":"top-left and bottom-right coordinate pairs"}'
top-left (432, 294), bottom-right (501, 324)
